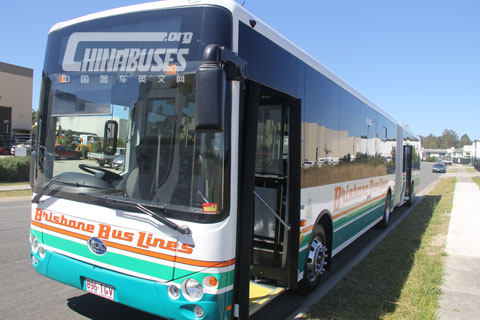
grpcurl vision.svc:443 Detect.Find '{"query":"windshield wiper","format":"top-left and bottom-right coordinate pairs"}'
top-left (32, 179), bottom-right (118, 204)
top-left (93, 196), bottom-right (191, 235)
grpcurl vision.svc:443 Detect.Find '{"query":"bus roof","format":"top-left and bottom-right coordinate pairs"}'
top-left (49, 0), bottom-right (403, 130)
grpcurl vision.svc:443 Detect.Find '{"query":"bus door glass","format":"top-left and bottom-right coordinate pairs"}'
top-left (403, 145), bottom-right (413, 196)
top-left (249, 85), bottom-right (300, 287)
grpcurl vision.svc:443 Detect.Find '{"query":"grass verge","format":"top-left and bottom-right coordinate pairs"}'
top-left (0, 182), bottom-right (30, 187)
top-left (467, 167), bottom-right (477, 173)
top-left (0, 190), bottom-right (32, 198)
top-left (306, 178), bottom-right (456, 319)
top-left (448, 168), bottom-right (457, 173)
top-left (473, 177), bottom-right (480, 187)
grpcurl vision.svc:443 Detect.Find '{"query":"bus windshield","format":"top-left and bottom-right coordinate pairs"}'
top-left (33, 7), bottom-right (232, 222)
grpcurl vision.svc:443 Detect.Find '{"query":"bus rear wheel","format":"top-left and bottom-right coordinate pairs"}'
top-left (406, 183), bottom-right (414, 206)
top-left (299, 225), bottom-right (327, 294)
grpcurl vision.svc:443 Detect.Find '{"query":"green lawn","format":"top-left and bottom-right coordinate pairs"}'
top-left (473, 177), bottom-right (480, 187)
top-left (0, 190), bottom-right (32, 198)
top-left (305, 178), bottom-right (456, 319)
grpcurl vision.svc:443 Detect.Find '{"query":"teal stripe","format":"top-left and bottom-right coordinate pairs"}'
top-left (44, 233), bottom-right (175, 280)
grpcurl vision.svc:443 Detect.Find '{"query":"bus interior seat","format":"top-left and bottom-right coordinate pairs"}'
top-left (125, 138), bottom-right (158, 200)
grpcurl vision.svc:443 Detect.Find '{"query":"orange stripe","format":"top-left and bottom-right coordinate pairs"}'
top-left (31, 221), bottom-right (235, 268)
top-left (333, 193), bottom-right (385, 220)
top-left (301, 225), bottom-right (314, 233)
top-left (32, 220), bottom-right (41, 228)
top-left (32, 221), bottom-right (90, 240)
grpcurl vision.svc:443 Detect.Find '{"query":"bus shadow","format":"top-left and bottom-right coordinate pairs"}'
top-left (67, 293), bottom-right (165, 320)
top-left (306, 194), bottom-right (442, 319)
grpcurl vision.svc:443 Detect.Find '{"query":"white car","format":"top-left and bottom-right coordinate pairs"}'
top-left (303, 160), bottom-right (315, 168)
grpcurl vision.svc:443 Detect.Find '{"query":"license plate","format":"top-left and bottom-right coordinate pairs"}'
top-left (85, 278), bottom-right (115, 301)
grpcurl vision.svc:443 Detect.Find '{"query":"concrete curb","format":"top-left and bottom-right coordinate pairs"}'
top-left (0, 184), bottom-right (31, 191)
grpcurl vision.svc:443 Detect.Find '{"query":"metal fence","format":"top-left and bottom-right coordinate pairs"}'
top-left (0, 133), bottom-right (34, 156)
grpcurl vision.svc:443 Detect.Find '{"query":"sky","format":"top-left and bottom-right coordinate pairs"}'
top-left (1, 0), bottom-right (479, 140)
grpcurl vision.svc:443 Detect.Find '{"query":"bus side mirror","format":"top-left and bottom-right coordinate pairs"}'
top-left (195, 45), bottom-right (226, 133)
top-left (104, 120), bottom-right (118, 156)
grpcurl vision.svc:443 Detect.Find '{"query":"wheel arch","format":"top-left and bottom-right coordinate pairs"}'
top-left (312, 210), bottom-right (333, 271)
top-left (387, 187), bottom-right (392, 209)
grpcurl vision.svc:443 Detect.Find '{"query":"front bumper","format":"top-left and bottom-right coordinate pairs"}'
top-left (30, 249), bottom-right (230, 320)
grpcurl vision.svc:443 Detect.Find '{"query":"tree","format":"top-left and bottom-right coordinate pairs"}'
top-left (32, 109), bottom-right (39, 125)
top-left (422, 134), bottom-right (440, 149)
top-left (64, 130), bottom-right (75, 149)
top-left (458, 134), bottom-right (472, 148)
top-left (56, 125), bottom-right (63, 144)
top-left (440, 129), bottom-right (458, 148)
top-left (117, 137), bottom-right (126, 148)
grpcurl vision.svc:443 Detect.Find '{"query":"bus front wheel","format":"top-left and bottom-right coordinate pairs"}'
top-left (299, 225), bottom-right (328, 294)
top-left (378, 193), bottom-right (392, 228)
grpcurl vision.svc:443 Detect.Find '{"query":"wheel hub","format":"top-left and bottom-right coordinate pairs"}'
top-left (306, 236), bottom-right (327, 282)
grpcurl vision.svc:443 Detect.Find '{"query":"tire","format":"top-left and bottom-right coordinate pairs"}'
top-left (406, 183), bottom-right (414, 206)
top-left (299, 225), bottom-right (328, 294)
top-left (378, 193), bottom-right (392, 228)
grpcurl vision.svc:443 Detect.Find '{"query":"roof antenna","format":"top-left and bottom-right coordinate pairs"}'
top-left (242, 1), bottom-right (246, 6)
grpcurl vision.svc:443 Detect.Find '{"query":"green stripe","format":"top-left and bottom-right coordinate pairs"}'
top-left (333, 196), bottom-right (385, 229)
top-left (333, 202), bottom-right (383, 250)
top-left (42, 233), bottom-right (233, 288)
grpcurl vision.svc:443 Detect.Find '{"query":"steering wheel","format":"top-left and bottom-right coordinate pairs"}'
top-left (79, 164), bottom-right (123, 182)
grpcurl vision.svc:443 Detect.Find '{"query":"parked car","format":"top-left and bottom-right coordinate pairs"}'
top-left (55, 145), bottom-right (82, 160)
top-left (11, 139), bottom-right (33, 156)
top-left (88, 147), bottom-right (126, 167)
top-left (0, 146), bottom-right (11, 155)
top-left (444, 158), bottom-right (452, 165)
top-left (303, 160), bottom-right (315, 168)
top-left (113, 155), bottom-right (125, 170)
top-left (432, 162), bottom-right (447, 173)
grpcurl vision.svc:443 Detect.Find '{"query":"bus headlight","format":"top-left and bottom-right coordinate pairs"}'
top-left (194, 305), bottom-right (205, 318)
top-left (38, 245), bottom-right (46, 259)
top-left (31, 235), bottom-right (39, 254)
top-left (182, 278), bottom-right (203, 301)
top-left (167, 285), bottom-right (180, 300)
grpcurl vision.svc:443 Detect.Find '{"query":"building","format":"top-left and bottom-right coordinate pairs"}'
top-left (422, 148), bottom-right (449, 160)
top-left (473, 141), bottom-right (480, 170)
top-left (423, 144), bottom-right (480, 166)
top-left (0, 62), bottom-right (33, 149)
top-left (58, 116), bottom-right (129, 142)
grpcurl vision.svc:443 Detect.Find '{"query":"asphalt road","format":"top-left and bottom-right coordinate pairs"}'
top-left (0, 197), bottom-right (157, 320)
top-left (0, 163), bottom-right (442, 320)
top-left (417, 161), bottom-right (441, 193)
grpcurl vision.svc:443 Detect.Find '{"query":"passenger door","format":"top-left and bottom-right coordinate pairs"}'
top-left (250, 84), bottom-right (301, 288)
top-left (403, 145), bottom-right (413, 200)
top-left (235, 81), bottom-right (300, 319)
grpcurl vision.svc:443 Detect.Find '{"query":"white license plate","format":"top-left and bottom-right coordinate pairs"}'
top-left (85, 278), bottom-right (115, 301)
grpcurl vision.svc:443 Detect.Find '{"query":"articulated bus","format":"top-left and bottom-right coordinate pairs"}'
top-left (30, 1), bottom-right (421, 319)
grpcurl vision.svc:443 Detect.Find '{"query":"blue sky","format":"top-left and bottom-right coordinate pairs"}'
top-left (1, 0), bottom-right (479, 140)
